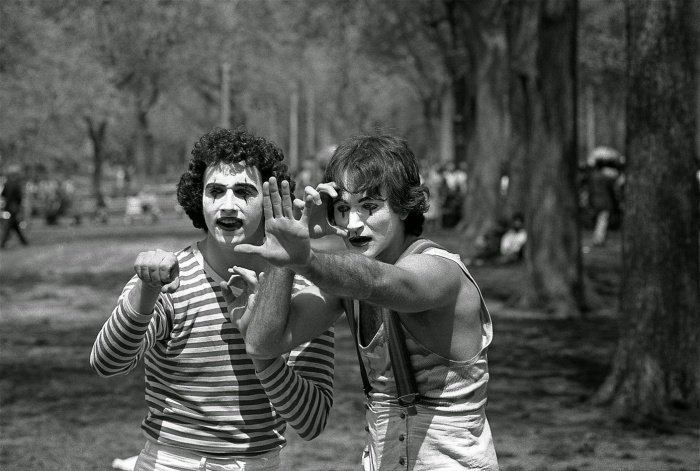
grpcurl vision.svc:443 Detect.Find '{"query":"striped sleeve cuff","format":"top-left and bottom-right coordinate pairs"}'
top-left (120, 291), bottom-right (155, 324)
top-left (255, 357), bottom-right (288, 386)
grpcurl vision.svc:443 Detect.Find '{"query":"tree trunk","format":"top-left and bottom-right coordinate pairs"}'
top-left (595, 0), bottom-right (699, 421)
top-left (443, 1), bottom-right (508, 244)
top-left (288, 82), bottom-right (299, 174)
top-left (305, 84), bottom-right (316, 159)
top-left (439, 86), bottom-right (455, 165)
top-left (585, 84), bottom-right (595, 156)
top-left (460, 15), bottom-right (509, 243)
top-left (85, 116), bottom-right (107, 207)
top-left (221, 61), bottom-right (231, 128)
top-left (135, 107), bottom-right (154, 184)
top-left (508, 0), bottom-right (583, 317)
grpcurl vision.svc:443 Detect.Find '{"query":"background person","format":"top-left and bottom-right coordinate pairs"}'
top-left (90, 127), bottom-right (335, 471)
top-left (0, 164), bottom-right (30, 249)
top-left (498, 213), bottom-right (527, 264)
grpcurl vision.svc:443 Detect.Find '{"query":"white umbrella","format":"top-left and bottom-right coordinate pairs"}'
top-left (587, 146), bottom-right (624, 166)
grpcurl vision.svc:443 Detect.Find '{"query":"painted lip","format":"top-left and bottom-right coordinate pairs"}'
top-left (348, 236), bottom-right (372, 247)
top-left (216, 217), bottom-right (243, 231)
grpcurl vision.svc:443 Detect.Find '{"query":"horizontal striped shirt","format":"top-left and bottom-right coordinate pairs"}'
top-left (90, 244), bottom-right (335, 457)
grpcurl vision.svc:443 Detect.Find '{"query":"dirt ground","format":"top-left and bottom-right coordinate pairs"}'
top-left (0, 217), bottom-right (698, 470)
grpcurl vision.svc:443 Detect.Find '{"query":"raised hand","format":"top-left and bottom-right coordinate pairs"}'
top-left (133, 249), bottom-right (180, 293)
top-left (305, 182), bottom-right (348, 239)
top-left (234, 177), bottom-right (312, 268)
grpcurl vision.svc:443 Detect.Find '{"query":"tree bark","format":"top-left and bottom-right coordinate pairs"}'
top-left (439, 86), bottom-right (455, 165)
top-left (288, 82), bottom-right (299, 174)
top-left (461, 15), bottom-right (509, 242)
top-left (447, 0), bottom-right (509, 244)
top-left (85, 116), bottom-right (107, 207)
top-left (508, 0), bottom-right (583, 317)
top-left (595, 0), bottom-right (699, 420)
top-left (221, 61), bottom-right (231, 128)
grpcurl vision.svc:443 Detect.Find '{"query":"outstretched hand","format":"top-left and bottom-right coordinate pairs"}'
top-left (234, 177), bottom-right (314, 268)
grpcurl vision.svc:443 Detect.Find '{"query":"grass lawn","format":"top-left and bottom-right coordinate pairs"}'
top-left (1, 216), bottom-right (698, 470)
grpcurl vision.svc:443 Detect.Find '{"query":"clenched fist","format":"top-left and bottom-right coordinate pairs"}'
top-left (133, 249), bottom-right (180, 293)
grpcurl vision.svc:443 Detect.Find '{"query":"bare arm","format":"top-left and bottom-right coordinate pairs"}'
top-left (235, 178), bottom-right (461, 314)
top-left (241, 266), bottom-right (295, 359)
top-left (294, 250), bottom-right (462, 313)
top-left (224, 261), bottom-right (342, 361)
top-left (240, 270), bottom-right (343, 359)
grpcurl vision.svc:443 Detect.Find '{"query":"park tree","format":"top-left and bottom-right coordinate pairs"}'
top-left (353, 0), bottom-right (449, 162)
top-left (352, 0), bottom-right (509, 242)
top-left (578, 0), bottom-right (626, 157)
top-left (0, 0), bottom-right (126, 207)
top-left (446, 0), bottom-right (509, 243)
top-left (94, 0), bottom-right (210, 184)
top-left (507, 0), bottom-right (583, 317)
top-left (595, 0), bottom-right (699, 420)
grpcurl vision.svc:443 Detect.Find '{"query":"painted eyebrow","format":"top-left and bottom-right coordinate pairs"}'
top-left (358, 196), bottom-right (385, 203)
top-left (334, 195), bottom-right (386, 204)
top-left (205, 182), bottom-right (259, 191)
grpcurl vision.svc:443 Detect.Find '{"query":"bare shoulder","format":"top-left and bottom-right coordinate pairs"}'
top-left (395, 252), bottom-right (465, 301)
top-left (402, 251), bottom-right (481, 311)
top-left (396, 251), bottom-right (463, 279)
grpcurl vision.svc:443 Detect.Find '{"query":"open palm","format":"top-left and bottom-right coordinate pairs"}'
top-left (235, 177), bottom-right (312, 268)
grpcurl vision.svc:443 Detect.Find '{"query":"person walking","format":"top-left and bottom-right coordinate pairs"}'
top-left (589, 161), bottom-right (621, 246)
top-left (1, 165), bottom-right (29, 249)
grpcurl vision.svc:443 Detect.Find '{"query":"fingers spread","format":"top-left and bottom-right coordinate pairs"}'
top-left (261, 181), bottom-right (273, 220)
top-left (281, 180), bottom-right (294, 218)
top-left (268, 177), bottom-right (282, 217)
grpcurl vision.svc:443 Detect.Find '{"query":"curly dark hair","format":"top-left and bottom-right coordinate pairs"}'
top-left (177, 127), bottom-right (294, 231)
top-left (323, 134), bottom-right (429, 236)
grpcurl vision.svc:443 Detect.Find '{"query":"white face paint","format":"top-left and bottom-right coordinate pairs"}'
top-left (332, 186), bottom-right (406, 263)
top-left (202, 162), bottom-right (264, 247)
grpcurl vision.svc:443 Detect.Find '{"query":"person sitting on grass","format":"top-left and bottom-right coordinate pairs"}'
top-left (498, 213), bottom-right (527, 264)
top-left (234, 134), bottom-right (499, 470)
top-left (90, 127), bottom-right (335, 471)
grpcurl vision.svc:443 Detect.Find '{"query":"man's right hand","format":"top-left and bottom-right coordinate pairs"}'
top-left (235, 177), bottom-right (313, 268)
top-left (133, 249), bottom-right (180, 293)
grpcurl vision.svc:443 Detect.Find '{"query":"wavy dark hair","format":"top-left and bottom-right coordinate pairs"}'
top-left (323, 134), bottom-right (429, 236)
top-left (177, 127), bottom-right (293, 231)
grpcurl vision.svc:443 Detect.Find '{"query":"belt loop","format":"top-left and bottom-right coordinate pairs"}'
top-left (199, 456), bottom-right (207, 470)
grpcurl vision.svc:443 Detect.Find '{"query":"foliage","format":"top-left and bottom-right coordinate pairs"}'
top-left (0, 1), bottom-right (629, 192)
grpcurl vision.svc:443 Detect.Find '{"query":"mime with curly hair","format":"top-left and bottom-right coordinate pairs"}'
top-left (90, 127), bottom-right (335, 471)
top-left (234, 134), bottom-right (500, 470)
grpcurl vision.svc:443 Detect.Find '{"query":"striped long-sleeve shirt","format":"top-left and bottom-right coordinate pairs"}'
top-left (90, 244), bottom-right (335, 457)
